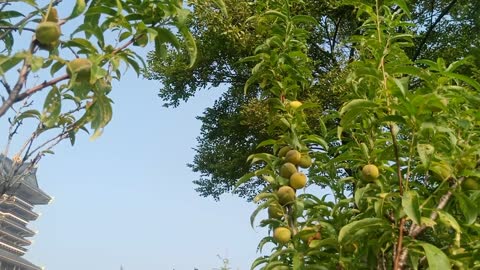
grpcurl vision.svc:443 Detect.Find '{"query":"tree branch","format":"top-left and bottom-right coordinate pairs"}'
top-left (0, 39), bottom-right (36, 118)
top-left (14, 74), bottom-right (69, 103)
top-left (0, 26), bottom-right (35, 33)
top-left (412, 0), bottom-right (458, 61)
top-left (396, 178), bottom-right (462, 268)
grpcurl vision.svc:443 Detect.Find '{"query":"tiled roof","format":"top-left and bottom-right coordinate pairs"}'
top-left (0, 249), bottom-right (41, 270)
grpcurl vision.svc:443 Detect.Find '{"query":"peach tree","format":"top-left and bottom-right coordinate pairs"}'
top-left (0, 0), bottom-right (211, 184)
top-left (236, 0), bottom-right (480, 269)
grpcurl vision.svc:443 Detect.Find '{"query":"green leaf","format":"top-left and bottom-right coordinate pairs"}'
top-left (50, 61), bottom-right (65, 76)
top-left (454, 192), bottom-right (478, 225)
top-left (393, 0), bottom-right (411, 17)
top-left (15, 109), bottom-right (41, 123)
top-left (402, 190), bottom-right (421, 225)
top-left (418, 242), bottom-right (450, 270)
top-left (354, 186), bottom-right (368, 208)
top-left (41, 86), bottom-right (61, 127)
top-left (437, 211), bottom-right (461, 234)
top-left (340, 99), bottom-right (378, 116)
top-left (68, 0), bottom-right (86, 19)
top-left (210, 0), bottom-right (228, 16)
top-left (263, 10), bottom-right (288, 21)
top-left (234, 172), bottom-right (255, 190)
top-left (301, 135), bottom-right (328, 150)
top-left (292, 15), bottom-right (318, 25)
top-left (292, 252), bottom-right (303, 270)
top-left (339, 99), bottom-right (378, 127)
top-left (338, 218), bottom-right (390, 245)
top-left (417, 144), bottom-right (434, 168)
top-left (0, 53), bottom-right (24, 75)
top-left (250, 256), bottom-right (268, 270)
top-left (156, 27), bottom-right (181, 49)
top-left (444, 71), bottom-right (480, 91)
top-left (256, 139), bottom-right (277, 149)
top-left (178, 26), bottom-right (197, 68)
top-left (250, 199), bottom-right (272, 228)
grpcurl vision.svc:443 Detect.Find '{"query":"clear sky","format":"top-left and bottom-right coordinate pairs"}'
top-left (1, 1), bottom-right (271, 270)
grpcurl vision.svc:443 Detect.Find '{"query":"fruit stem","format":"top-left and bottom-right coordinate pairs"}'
top-left (286, 205), bottom-right (298, 235)
top-left (44, 0), bottom-right (55, 23)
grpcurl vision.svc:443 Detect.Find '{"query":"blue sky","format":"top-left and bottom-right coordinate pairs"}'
top-left (24, 78), bottom-right (267, 270)
top-left (1, 1), bottom-right (270, 269)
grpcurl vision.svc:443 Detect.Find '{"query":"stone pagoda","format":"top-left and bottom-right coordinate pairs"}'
top-left (0, 155), bottom-right (51, 270)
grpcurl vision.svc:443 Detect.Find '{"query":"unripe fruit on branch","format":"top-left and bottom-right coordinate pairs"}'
top-left (299, 226), bottom-right (321, 242)
top-left (290, 172), bottom-right (307, 189)
top-left (277, 146), bottom-right (291, 158)
top-left (362, 164), bottom-right (379, 182)
top-left (298, 153), bottom-right (312, 168)
top-left (67, 58), bottom-right (92, 83)
top-left (279, 162), bottom-right (297, 179)
top-left (277, 186), bottom-right (295, 205)
top-left (268, 203), bottom-right (284, 219)
top-left (462, 178), bottom-right (479, 191)
top-left (273, 227), bottom-right (291, 244)
top-left (36, 22), bottom-right (61, 45)
top-left (289, 100), bottom-right (302, 109)
top-left (285, 150), bottom-right (301, 165)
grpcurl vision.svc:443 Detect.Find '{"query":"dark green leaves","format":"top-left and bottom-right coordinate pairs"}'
top-left (338, 218), bottom-right (391, 245)
top-left (418, 242), bottom-right (451, 270)
top-left (402, 190), bottom-right (421, 225)
top-left (68, 0), bottom-right (87, 19)
top-left (339, 99), bottom-right (378, 127)
top-left (454, 192), bottom-right (478, 225)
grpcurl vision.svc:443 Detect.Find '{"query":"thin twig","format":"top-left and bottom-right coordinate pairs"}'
top-left (0, 26), bottom-right (35, 33)
top-left (0, 78), bottom-right (12, 94)
top-left (14, 74), bottom-right (69, 103)
top-left (396, 178), bottom-right (461, 268)
top-left (0, 37), bottom-right (36, 118)
top-left (412, 0), bottom-right (458, 61)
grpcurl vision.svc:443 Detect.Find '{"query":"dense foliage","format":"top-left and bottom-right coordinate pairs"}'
top-left (145, 0), bottom-right (480, 201)
top-left (146, 0), bottom-right (480, 268)
top-left (238, 0), bottom-right (480, 269)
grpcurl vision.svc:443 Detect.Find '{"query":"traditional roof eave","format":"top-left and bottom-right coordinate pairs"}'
top-left (0, 155), bottom-right (51, 205)
top-left (0, 249), bottom-right (41, 270)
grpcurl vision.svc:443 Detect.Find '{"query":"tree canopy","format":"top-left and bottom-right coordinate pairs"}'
top-left (205, 0), bottom-right (479, 268)
top-left (145, 0), bottom-right (480, 200)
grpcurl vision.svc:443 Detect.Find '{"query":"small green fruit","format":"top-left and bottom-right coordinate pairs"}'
top-left (277, 146), bottom-right (291, 158)
top-left (277, 186), bottom-right (295, 205)
top-left (290, 172), bottom-right (307, 189)
top-left (298, 153), bottom-right (312, 168)
top-left (362, 164), bottom-right (379, 182)
top-left (67, 58), bottom-right (92, 82)
top-left (273, 227), bottom-right (291, 244)
top-left (268, 203), bottom-right (284, 219)
top-left (279, 162), bottom-right (297, 179)
top-left (36, 22), bottom-right (61, 45)
top-left (462, 178), bottom-right (479, 191)
top-left (285, 150), bottom-right (301, 165)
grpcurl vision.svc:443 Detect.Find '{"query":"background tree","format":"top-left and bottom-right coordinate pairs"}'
top-left (145, 0), bottom-right (480, 201)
